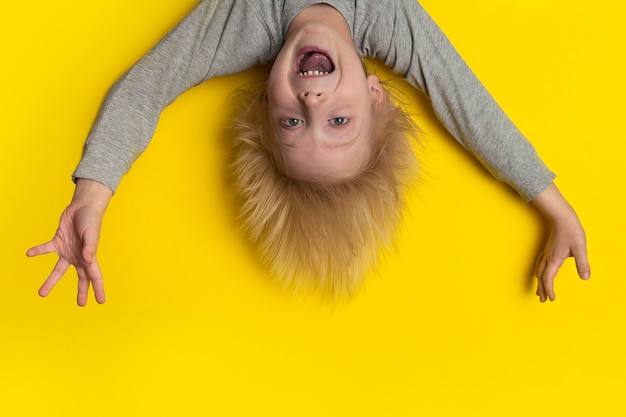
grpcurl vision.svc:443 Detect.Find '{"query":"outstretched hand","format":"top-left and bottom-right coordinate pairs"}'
top-left (27, 179), bottom-right (112, 306)
top-left (532, 183), bottom-right (591, 302)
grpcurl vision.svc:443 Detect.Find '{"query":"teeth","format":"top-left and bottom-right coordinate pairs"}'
top-left (298, 70), bottom-right (329, 76)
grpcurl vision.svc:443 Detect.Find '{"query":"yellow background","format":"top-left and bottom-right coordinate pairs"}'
top-left (2, 0), bottom-right (624, 415)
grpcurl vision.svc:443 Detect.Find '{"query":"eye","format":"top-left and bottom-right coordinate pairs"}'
top-left (281, 118), bottom-right (303, 128)
top-left (329, 117), bottom-right (349, 126)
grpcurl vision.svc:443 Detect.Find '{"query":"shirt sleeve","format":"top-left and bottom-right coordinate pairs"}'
top-left (355, 0), bottom-right (555, 201)
top-left (73, 0), bottom-right (275, 192)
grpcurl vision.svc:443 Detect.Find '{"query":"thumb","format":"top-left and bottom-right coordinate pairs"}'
top-left (572, 244), bottom-right (591, 280)
top-left (81, 229), bottom-right (99, 264)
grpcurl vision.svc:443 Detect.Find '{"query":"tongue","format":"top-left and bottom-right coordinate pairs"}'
top-left (300, 52), bottom-right (333, 73)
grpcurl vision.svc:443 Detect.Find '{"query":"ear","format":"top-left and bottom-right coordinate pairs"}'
top-left (367, 75), bottom-right (387, 112)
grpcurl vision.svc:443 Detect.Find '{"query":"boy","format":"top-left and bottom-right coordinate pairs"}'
top-left (27, 0), bottom-right (590, 305)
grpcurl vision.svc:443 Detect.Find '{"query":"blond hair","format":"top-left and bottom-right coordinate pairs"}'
top-left (227, 71), bottom-right (419, 298)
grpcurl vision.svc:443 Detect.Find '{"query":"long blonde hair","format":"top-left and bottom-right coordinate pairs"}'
top-left (227, 67), bottom-right (420, 298)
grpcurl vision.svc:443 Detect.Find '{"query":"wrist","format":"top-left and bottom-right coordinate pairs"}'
top-left (531, 182), bottom-right (576, 222)
top-left (72, 179), bottom-right (113, 213)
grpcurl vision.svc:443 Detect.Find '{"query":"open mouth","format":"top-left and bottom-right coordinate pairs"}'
top-left (297, 48), bottom-right (335, 76)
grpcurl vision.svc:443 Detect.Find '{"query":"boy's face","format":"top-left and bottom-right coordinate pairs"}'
top-left (266, 21), bottom-right (384, 182)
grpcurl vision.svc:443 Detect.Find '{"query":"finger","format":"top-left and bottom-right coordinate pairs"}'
top-left (535, 255), bottom-right (548, 302)
top-left (541, 258), bottom-right (564, 302)
top-left (76, 268), bottom-right (91, 307)
top-left (38, 258), bottom-right (71, 297)
top-left (27, 241), bottom-right (57, 257)
top-left (536, 276), bottom-right (547, 302)
top-left (535, 252), bottom-right (546, 279)
top-left (86, 262), bottom-right (106, 304)
top-left (572, 244), bottom-right (591, 280)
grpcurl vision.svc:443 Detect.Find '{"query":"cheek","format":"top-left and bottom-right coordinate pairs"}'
top-left (267, 54), bottom-right (293, 95)
top-left (265, 81), bottom-right (289, 111)
top-left (279, 147), bottom-right (308, 179)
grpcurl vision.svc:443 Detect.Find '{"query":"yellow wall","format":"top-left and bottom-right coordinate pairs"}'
top-left (2, 1), bottom-right (624, 415)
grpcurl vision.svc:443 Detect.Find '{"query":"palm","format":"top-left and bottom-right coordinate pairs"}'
top-left (54, 206), bottom-right (96, 263)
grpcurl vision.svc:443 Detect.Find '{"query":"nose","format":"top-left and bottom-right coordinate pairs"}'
top-left (298, 91), bottom-right (325, 106)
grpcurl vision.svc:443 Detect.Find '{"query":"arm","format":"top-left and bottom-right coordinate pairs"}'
top-left (74, 0), bottom-right (273, 192)
top-left (27, 179), bottom-right (112, 306)
top-left (359, 1), bottom-right (587, 299)
top-left (531, 182), bottom-right (591, 302)
top-left (359, 0), bottom-right (555, 201)
top-left (29, 1), bottom-right (274, 304)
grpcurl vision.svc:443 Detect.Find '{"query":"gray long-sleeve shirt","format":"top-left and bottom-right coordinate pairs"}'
top-left (73, 0), bottom-right (555, 201)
